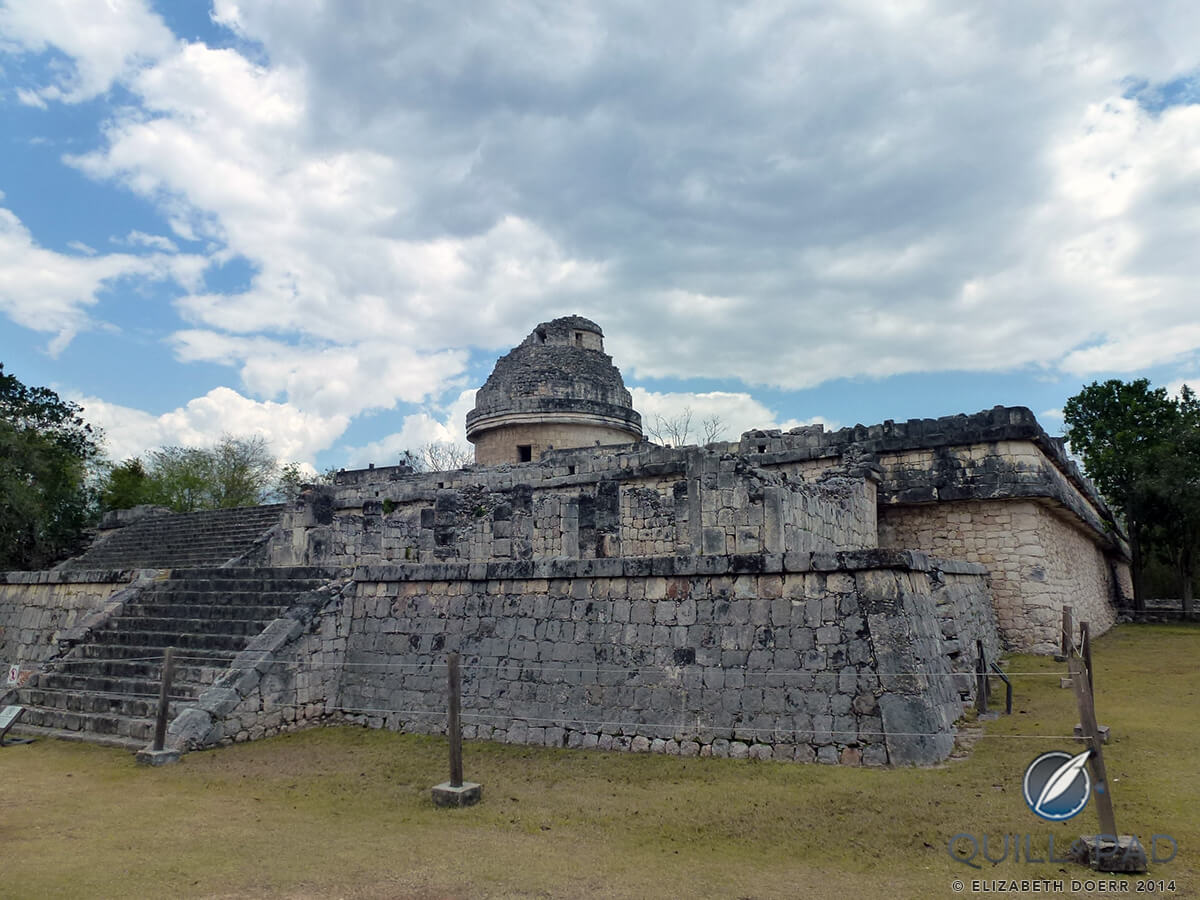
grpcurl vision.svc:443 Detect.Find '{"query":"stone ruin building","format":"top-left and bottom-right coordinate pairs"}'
top-left (1, 315), bottom-right (1132, 766)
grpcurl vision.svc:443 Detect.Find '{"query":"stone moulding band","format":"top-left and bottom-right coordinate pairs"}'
top-left (466, 409), bottom-right (642, 432)
top-left (350, 549), bottom-right (989, 584)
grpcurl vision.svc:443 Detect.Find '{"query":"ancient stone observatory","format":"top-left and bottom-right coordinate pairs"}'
top-left (230, 439), bottom-right (1001, 765)
top-left (466, 316), bottom-right (643, 465)
top-left (0, 326), bottom-right (1129, 765)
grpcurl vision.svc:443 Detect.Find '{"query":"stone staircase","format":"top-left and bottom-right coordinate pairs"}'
top-left (10, 567), bottom-right (332, 750)
top-left (60, 505), bottom-right (285, 571)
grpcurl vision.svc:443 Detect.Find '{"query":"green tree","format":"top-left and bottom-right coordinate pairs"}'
top-left (207, 435), bottom-right (277, 508)
top-left (1063, 378), bottom-right (1197, 614)
top-left (1138, 386), bottom-right (1200, 619)
top-left (100, 436), bottom-right (284, 513)
top-left (272, 461), bottom-right (336, 502)
top-left (144, 445), bottom-right (216, 512)
top-left (145, 436), bottom-right (278, 512)
top-left (0, 363), bottom-right (103, 569)
top-left (98, 457), bottom-right (156, 510)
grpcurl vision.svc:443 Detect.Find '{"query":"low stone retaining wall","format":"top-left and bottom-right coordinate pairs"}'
top-left (183, 551), bottom-right (998, 765)
top-left (0, 569), bottom-right (144, 671)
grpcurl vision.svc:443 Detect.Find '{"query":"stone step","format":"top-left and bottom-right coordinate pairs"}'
top-left (120, 603), bottom-right (292, 620)
top-left (82, 548), bottom-right (266, 560)
top-left (84, 526), bottom-right (277, 544)
top-left (88, 630), bottom-right (253, 651)
top-left (98, 524), bottom-right (277, 539)
top-left (135, 589), bottom-right (321, 605)
top-left (13, 555), bottom-right (328, 751)
top-left (44, 657), bottom-right (226, 683)
top-left (21, 687), bottom-right (188, 720)
top-left (7, 722), bottom-right (146, 752)
top-left (169, 566), bottom-right (335, 580)
top-left (73, 556), bottom-right (250, 569)
top-left (158, 576), bottom-right (329, 591)
top-left (83, 540), bottom-right (275, 555)
top-left (15, 705), bottom-right (157, 743)
top-left (82, 543), bottom-right (266, 557)
top-left (35, 671), bottom-right (206, 698)
top-left (104, 616), bottom-right (279, 636)
top-left (72, 643), bottom-right (239, 662)
top-left (63, 504), bottom-right (286, 570)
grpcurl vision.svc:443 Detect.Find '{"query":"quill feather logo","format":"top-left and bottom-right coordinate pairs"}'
top-left (1023, 750), bottom-right (1092, 821)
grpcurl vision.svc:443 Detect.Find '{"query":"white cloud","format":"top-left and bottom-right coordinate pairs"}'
top-left (630, 388), bottom-right (833, 444)
top-left (0, 206), bottom-right (204, 355)
top-left (1039, 408), bottom-right (1066, 433)
top-left (1165, 377), bottom-right (1200, 399)
top-left (76, 386), bottom-right (347, 463)
top-left (6, 0), bottom-right (1200, 463)
top-left (339, 390), bottom-right (477, 468)
top-left (15, 87), bottom-right (46, 107)
top-left (0, 0), bottom-right (176, 103)
top-left (171, 330), bottom-right (468, 419)
top-left (119, 230), bottom-right (179, 253)
top-left (60, 39), bottom-right (608, 353)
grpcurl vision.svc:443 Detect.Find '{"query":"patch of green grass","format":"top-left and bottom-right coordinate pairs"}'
top-left (2, 623), bottom-right (1197, 898)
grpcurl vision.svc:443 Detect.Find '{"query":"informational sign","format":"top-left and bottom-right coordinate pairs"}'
top-left (5, 664), bottom-right (18, 687)
top-left (0, 705), bottom-right (21, 730)
top-left (0, 705), bottom-right (30, 746)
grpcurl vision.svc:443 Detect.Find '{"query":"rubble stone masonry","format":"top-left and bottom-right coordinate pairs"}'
top-left (0, 570), bottom-right (138, 670)
top-left (192, 551), bottom-right (996, 764)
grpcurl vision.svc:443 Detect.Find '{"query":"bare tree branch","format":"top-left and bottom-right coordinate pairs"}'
top-left (402, 442), bottom-right (474, 472)
top-left (646, 406), bottom-right (726, 446)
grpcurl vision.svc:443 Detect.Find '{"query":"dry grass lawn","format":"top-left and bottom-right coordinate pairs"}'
top-left (2, 623), bottom-right (1197, 899)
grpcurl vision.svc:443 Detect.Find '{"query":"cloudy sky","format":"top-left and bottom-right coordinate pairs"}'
top-left (2, 1), bottom-right (1198, 471)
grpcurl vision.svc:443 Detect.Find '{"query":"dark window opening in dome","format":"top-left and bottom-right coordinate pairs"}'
top-left (568, 464), bottom-right (576, 475)
top-left (518, 444), bottom-right (532, 462)
top-left (574, 331), bottom-right (583, 346)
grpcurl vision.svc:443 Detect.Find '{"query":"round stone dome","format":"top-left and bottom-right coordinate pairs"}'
top-left (466, 316), bottom-right (643, 464)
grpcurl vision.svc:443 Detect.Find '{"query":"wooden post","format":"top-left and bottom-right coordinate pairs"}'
top-left (152, 647), bottom-right (176, 753)
top-left (1061, 606), bottom-right (1074, 657)
top-left (448, 652), bottom-right (463, 788)
top-left (975, 639), bottom-right (988, 715)
top-left (1068, 656), bottom-right (1117, 837)
top-left (430, 652), bottom-right (480, 806)
top-left (1080, 621), bottom-right (1094, 703)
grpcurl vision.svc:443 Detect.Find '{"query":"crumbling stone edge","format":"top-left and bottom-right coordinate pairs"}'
top-left (220, 523), bottom-right (285, 568)
top-left (162, 577), bottom-right (354, 753)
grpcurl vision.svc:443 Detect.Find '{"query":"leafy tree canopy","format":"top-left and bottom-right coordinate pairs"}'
top-left (0, 363), bottom-right (103, 569)
top-left (1062, 378), bottom-right (1177, 512)
top-left (100, 435), bottom-right (305, 513)
top-left (1064, 378), bottom-right (1199, 616)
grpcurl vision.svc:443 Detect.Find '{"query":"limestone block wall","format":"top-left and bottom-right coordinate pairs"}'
top-left (472, 421), bottom-right (640, 466)
top-left (877, 500), bottom-right (1122, 652)
top-left (326, 551), bottom-right (994, 765)
top-left (276, 446), bottom-right (878, 569)
top-left (0, 570), bottom-right (138, 670)
top-left (690, 465), bottom-right (876, 557)
top-left (620, 483), bottom-right (683, 556)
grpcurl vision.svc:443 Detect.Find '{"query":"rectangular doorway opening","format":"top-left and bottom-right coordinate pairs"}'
top-left (517, 444), bottom-right (532, 462)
